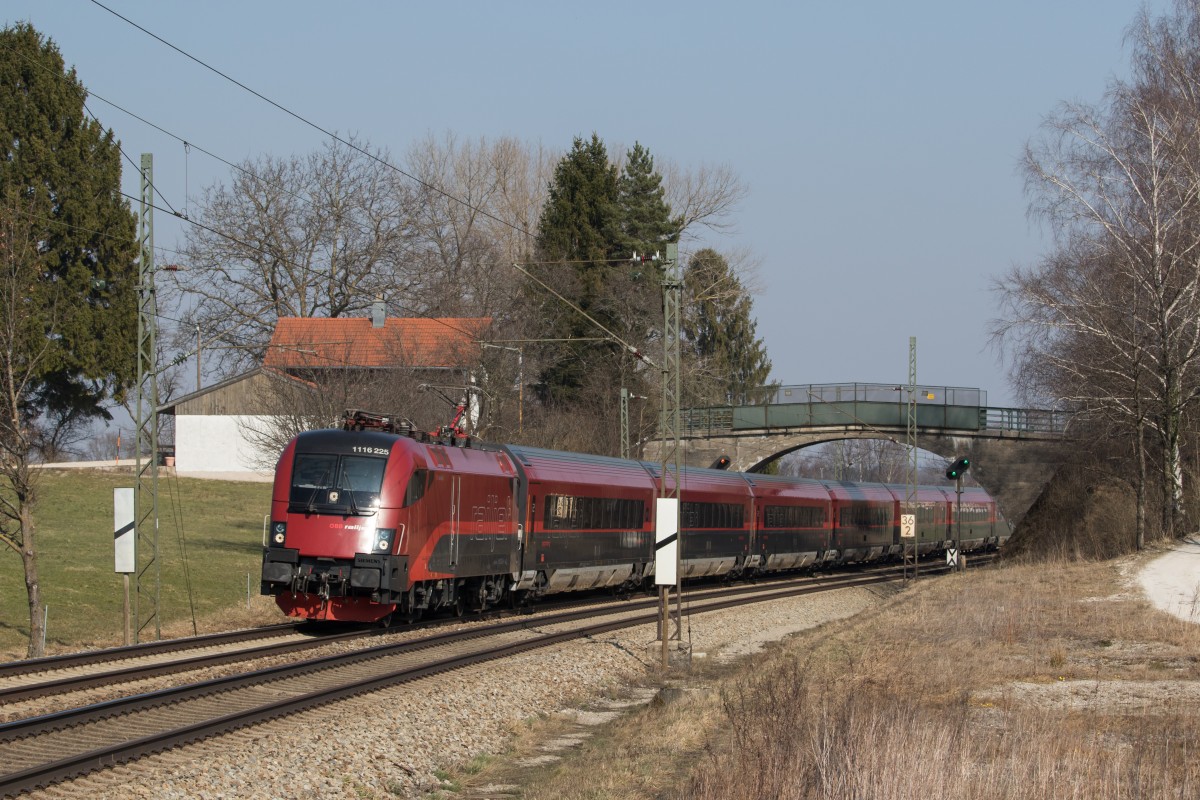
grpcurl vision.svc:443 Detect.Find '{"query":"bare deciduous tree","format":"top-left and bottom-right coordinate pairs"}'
top-left (663, 160), bottom-right (748, 241)
top-left (781, 439), bottom-right (927, 484)
top-left (403, 133), bottom-right (552, 320)
top-left (0, 203), bottom-right (50, 657)
top-left (997, 1), bottom-right (1200, 542)
top-left (173, 136), bottom-right (420, 376)
top-left (177, 130), bottom-right (761, 459)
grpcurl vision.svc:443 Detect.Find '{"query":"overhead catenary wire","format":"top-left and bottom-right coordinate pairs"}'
top-left (116, 190), bottom-right (486, 342)
top-left (86, 101), bottom-right (184, 219)
top-left (163, 471), bottom-right (198, 635)
top-left (88, 0), bottom-right (533, 241)
top-left (5, 30), bottom-right (684, 290)
top-left (84, 4), bottom-right (702, 269)
top-left (510, 261), bottom-right (658, 369)
top-left (8, 16), bottom-right (689, 394)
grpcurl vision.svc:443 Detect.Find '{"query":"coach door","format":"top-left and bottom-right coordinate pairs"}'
top-left (449, 475), bottom-right (461, 571)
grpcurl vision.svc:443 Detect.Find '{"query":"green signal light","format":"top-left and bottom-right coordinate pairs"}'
top-left (946, 456), bottom-right (971, 480)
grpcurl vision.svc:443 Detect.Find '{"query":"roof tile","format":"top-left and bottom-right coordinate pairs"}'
top-left (263, 316), bottom-right (491, 369)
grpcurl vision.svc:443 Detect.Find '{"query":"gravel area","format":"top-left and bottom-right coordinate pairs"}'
top-left (33, 584), bottom-right (894, 800)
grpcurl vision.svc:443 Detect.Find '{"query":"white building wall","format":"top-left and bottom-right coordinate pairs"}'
top-left (174, 414), bottom-right (279, 476)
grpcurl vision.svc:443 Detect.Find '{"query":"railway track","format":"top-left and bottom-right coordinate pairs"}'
top-left (0, 622), bottom-right (330, 706)
top-left (0, 556), bottom-right (985, 797)
top-left (0, 559), bottom-right (932, 708)
top-left (0, 621), bottom-right (304, 679)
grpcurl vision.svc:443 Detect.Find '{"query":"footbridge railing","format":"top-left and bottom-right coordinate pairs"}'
top-left (679, 383), bottom-right (1069, 438)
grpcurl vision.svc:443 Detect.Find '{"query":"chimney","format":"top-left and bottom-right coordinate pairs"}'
top-left (371, 297), bottom-right (386, 328)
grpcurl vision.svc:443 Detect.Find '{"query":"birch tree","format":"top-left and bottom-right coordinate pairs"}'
top-left (999, 1), bottom-right (1200, 539)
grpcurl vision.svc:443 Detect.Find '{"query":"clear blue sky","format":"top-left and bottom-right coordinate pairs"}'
top-left (5, 1), bottom-right (1168, 407)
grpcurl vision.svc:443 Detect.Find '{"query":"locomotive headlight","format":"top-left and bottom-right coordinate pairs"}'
top-left (271, 521), bottom-right (287, 545)
top-left (373, 528), bottom-right (396, 554)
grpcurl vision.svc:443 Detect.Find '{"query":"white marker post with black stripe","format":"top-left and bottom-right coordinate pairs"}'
top-left (114, 488), bottom-right (135, 645)
top-left (656, 498), bottom-right (679, 668)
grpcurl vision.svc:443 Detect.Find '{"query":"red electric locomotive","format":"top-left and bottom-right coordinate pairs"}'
top-left (260, 411), bottom-right (1009, 623)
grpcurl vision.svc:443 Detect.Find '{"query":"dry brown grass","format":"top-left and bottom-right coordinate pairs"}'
top-left (451, 555), bottom-right (1200, 799)
top-left (678, 558), bottom-right (1200, 799)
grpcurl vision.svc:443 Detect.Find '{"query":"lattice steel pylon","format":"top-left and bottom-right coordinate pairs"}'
top-left (134, 153), bottom-right (161, 642)
top-left (620, 387), bottom-right (630, 460)
top-left (660, 242), bottom-right (681, 499)
top-left (905, 336), bottom-right (918, 579)
top-left (659, 242), bottom-right (683, 649)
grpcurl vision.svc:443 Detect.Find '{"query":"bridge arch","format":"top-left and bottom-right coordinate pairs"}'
top-left (643, 383), bottom-right (1070, 524)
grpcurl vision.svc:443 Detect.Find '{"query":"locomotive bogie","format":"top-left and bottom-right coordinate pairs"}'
top-left (763, 552), bottom-right (820, 571)
top-left (542, 564), bottom-right (639, 593)
top-left (679, 556), bottom-right (738, 579)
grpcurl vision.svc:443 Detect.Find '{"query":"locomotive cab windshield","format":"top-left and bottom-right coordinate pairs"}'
top-left (288, 452), bottom-right (387, 515)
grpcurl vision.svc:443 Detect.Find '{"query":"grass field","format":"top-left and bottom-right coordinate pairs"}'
top-left (0, 469), bottom-right (279, 658)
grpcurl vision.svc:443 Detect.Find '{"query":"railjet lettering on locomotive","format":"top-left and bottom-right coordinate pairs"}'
top-left (259, 410), bottom-right (1012, 624)
top-left (471, 500), bottom-right (510, 534)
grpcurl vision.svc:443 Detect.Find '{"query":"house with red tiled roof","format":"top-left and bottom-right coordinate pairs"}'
top-left (263, 312), bottom-right (489, 373)
top-left (161, 304), bottom-right (491, 476)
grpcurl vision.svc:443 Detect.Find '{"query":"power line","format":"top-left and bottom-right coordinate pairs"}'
top-left (510, 261), bottom-right (656, 368)
top-left (86, 101), bottom-right (183, 219)
top-left (7, 14), bottom-right (686, 373)
top-left (88, 0), bottom-right (533, 241)
top-left (9, 28), bottom-right (522, 288)
top-left (5, 31), bottom-right (681, 278)
top-left (82, 90), bottom-right (413, 244)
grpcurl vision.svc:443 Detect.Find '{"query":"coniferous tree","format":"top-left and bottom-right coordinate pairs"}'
top-left (615, 142), bottom-right (682, 376)
top-left (532, 136), bottom-right (690, 412)
top-left (684, 248), bottom-right (773, 404)
top-left (617, 142), bottom-right (681, 261)
top-left (531, 134), bottom-right (624, 406)
top-left (0, 23), bottom-right (137, 657)
top-left (0, 24), bottom-right (137, 416)
top-left (529, 135), bottom-right (771, 455)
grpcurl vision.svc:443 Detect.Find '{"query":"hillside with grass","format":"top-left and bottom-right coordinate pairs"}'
top-left (0, 470), bottom-right (278, 658)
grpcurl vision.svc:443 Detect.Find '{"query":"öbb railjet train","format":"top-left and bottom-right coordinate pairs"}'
top-left (260, 412), bottom-right (1009, 623)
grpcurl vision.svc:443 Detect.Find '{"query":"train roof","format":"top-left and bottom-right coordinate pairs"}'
top-left (740, 471), bottom-right (832, 500)
top-left (292, 427), bottom-right (408, 454)
top-left (879, 483), bottom-right (957, 503)
top-left (822, 481), bottom-right (897, 502)
top-left (640, 462), bottom-right (754, 496)
top-left (880, 483), bottom-right (995, 503)
top-left (503, 445), bottom-right (656, 491)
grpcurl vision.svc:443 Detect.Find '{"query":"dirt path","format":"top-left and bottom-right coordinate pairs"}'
top-left (1138, 536), bottom-right (1200, 623)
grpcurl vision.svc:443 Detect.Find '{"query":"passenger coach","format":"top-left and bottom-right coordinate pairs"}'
top-left (260, 411), bottom-right (1009, 623)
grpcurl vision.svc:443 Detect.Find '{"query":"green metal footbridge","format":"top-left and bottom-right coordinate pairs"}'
top-left (680, 383), bottom-right (1068, 440)
top-left (650, 383), bottom-right (1070, 525)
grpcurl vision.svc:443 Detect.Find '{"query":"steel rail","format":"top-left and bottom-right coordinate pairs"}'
top-left (0, 559), bottom-right (989, 798)
top-left (0, 622), bottom-right (305, 679)
top-left (0, 559), bottom-right (926, 704)
top-left (0, 626), bottom-right (388, 704)
top-left (0, 568), bottom-right (907, 796)
top-left (0, 568), bottom-right (887, 740)
top-left (1, 554), bottom-right (994, 707)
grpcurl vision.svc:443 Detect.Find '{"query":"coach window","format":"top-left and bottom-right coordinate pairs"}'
top-left (403, 469), bottom-right (429, 507)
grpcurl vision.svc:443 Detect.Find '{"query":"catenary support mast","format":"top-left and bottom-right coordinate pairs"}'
top-left (659, 243), bottom-right (682, 668)
top-left (905, 336), bottom-right (918, 580)
top-left (134, 153), bottom-right (161, 642)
